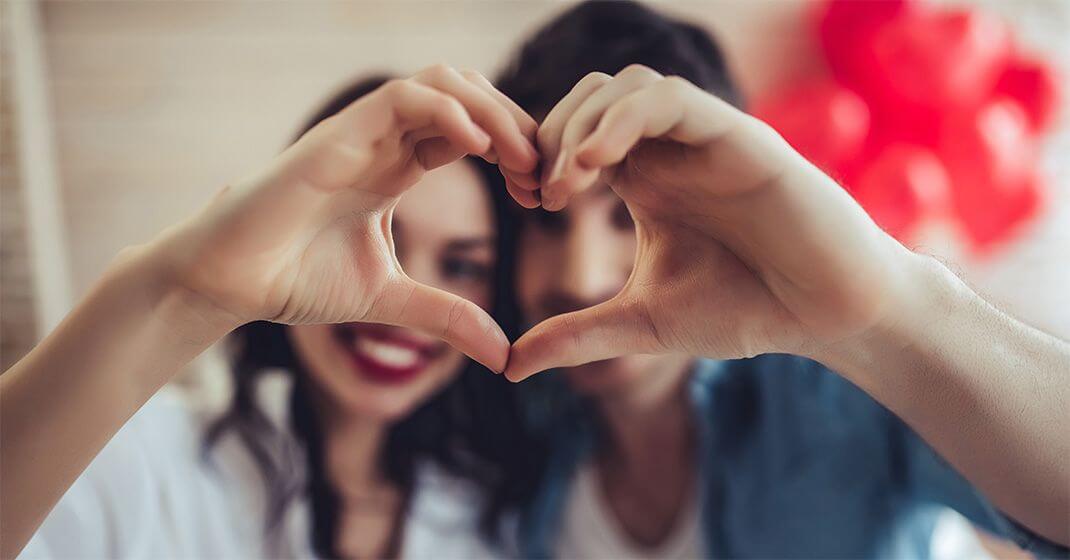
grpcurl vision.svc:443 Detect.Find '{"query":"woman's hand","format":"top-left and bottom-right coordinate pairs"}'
top-left (156, 66), bottom-right (538, 371)
top-left (505, 65), bottom-right (911, 380)
top-left (1, 67), bottom-right (538, 557)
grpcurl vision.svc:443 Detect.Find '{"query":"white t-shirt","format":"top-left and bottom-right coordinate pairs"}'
top-left (18, 387), bottom-right (503, 559)
top-left (554, 461), bottom-right (992, 560)
top-left (556, 462), bottom-right (703, 560)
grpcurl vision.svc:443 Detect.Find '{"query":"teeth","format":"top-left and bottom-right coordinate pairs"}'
top-left (354, 338), bottom-right (421, 369)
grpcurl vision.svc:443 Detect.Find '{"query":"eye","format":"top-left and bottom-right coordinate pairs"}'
top-left (441, 256), bottom-right (491, 282)
top-left (611, 200), bottom-right (634, 231)
top-left (530, 208), bottom-right (568, 235)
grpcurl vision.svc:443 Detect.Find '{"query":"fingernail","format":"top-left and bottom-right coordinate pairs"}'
top-left (473, 127), bottom-right (491, 149)
top-left (505, 370), bottom-right (530, 383)
top-left (547, 148), bottom-right (569, 185)
top-left (510, 170), bottom-right (538, 191)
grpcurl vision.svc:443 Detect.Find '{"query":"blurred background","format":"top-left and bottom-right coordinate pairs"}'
top-left (1, 0), bottom-right (1067, 384)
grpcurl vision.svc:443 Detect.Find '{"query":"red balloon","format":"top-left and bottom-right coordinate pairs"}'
top-left (814, 0), bottom-right (916, 91)
top-left (939, 98), bottom-right (1034, 197)
top-left (851, 144), bottom-right (950, 240)
top-left (751, 81), bottom-right (870, 178)
top-left (993, 57), bottom-right (1061, 133)
top-left (957, 171), bottom-right (1044, 252)
top-left (938, 99), bottom-right (1041, 250)
top-left (868, 9), bottom-right (1012, 111)
top-left (810, 0), bottom-right (1051, 254)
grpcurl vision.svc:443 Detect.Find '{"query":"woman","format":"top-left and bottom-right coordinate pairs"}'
top-left (5, 69), bottom-right (541, 559)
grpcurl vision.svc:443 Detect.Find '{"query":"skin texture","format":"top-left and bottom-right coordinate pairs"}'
top-left (289, 160), bottom-right (496, 559)
top-left (0, 66), bottom-right (537, 558)
top-left (506, 65), bottom-right (1070, 546)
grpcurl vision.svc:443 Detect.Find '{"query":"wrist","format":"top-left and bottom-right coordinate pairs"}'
top-left (811, 250), bottom-right (968, 389)
top-left (111, 241), bottom-right (244, 347)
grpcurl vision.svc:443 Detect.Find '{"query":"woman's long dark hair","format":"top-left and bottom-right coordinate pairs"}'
top-left (204, 76), bottom-right (545, 557)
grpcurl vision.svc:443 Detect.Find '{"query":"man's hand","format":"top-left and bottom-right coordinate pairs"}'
top-left (503, 66), bottom-right (1070, 547)
top-left (505, 65), bottom-right (912, 381)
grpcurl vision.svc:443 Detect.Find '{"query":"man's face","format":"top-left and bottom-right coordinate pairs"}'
top-left (516, 183), bottom-right (687, 397)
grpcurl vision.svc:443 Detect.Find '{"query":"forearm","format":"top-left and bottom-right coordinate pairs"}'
top-left (0, 244), bottom-right (236, 558)
top-left (817, 253), bottom-right (1070, 545)
top-left (698, 125), bottom-right (1069, 543)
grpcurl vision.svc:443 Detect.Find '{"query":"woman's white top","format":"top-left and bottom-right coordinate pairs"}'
top-left (18, 386), bottom-right (502, 559)
top-left (556, 461), bottom-right (703, 560)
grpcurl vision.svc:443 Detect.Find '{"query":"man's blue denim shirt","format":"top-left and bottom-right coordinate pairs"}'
top-left (518, 354), bottom-right (1067, 558)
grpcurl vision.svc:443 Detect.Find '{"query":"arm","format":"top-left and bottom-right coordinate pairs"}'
top-left (819, 253), bottom-right (1070, 546)
top-left (0, 247), bottom-right (231, 560)
top-left (505, 65), bottom-right (1069, 546)
top-left (0, 66), bottom-right (537, 558)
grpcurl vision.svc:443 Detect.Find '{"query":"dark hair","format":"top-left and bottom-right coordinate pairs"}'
top-left (204, 76), bottom-right (543, 557)
top-left (497, 0), bottom-right (741, 118)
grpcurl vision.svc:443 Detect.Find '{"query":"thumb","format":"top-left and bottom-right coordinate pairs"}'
top-left (505, 295), bottom-right (662, 382)
top-left (369, 277), bottom-right (509, 373)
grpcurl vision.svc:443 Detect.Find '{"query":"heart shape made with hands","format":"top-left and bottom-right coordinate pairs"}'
top-left (203, 64), bottom-right (897, 385)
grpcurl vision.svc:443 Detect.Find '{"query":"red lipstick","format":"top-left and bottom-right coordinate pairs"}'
top-left (332, 324), bottom-right (442, 384)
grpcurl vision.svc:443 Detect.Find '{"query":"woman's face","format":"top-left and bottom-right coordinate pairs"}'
top-left (288, 161), bottom-right (495, 421)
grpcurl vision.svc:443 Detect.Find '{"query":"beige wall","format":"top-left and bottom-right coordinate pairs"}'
top-left (1, 5), bottom-right (38, 371)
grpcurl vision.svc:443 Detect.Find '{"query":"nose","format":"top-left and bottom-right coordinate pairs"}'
top-left (547, 216), bottom-right (628, 315)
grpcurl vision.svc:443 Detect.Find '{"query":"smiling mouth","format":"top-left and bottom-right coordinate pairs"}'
top-left (334, 325), bottom-right (439, 384)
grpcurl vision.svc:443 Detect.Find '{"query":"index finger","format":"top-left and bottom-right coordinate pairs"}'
top-left (414, 66), bottom-right (539, 175)
top-left (536, 72), bottom-right (612, 183)
top-left (459, 70), bottom-right (541, 190)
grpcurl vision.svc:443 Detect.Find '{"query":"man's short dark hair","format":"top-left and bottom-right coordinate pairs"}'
top-left (497, 0), bottom-right (742, 118)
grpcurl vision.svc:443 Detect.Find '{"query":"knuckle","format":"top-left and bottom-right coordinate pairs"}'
top-left (420, 63), bottom-right (455, 82)
top-left (662, 75), bottom-right (693, 95)
top-left (458, 68), bottom-right (485, 82)
top-left (380, 79), bottom-right (411, 99)
top-left (578, 71), bottom-right (612, 88)
top-left (618, 64), bottom-right (662, 82)
top-left (426, 89), bottom-right (460, 112)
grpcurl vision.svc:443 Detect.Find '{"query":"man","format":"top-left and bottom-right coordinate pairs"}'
top-left (496, 2), bottom-right (1069, 558)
